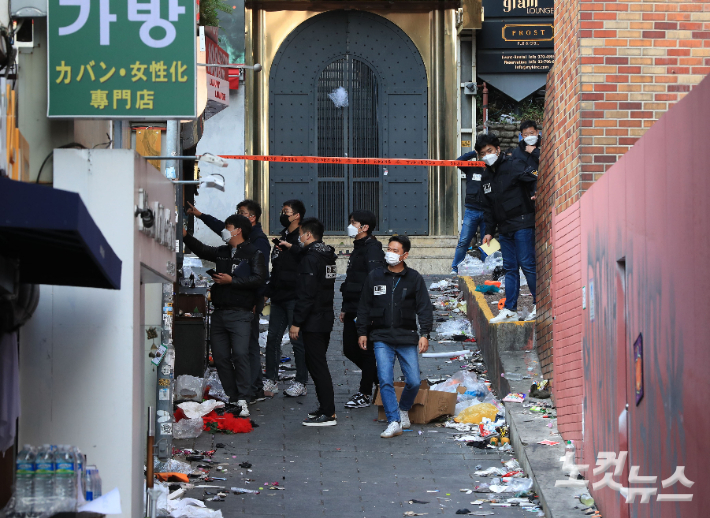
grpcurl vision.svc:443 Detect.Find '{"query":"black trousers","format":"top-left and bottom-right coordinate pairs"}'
top-left (211, 308), bottom-right (253, 401)
top-left (248, 298), bottom-right (265, 396)
top-left (343, 313), bottom-right (378, 396)
top-left (302, 331), bottom-right (335, 416)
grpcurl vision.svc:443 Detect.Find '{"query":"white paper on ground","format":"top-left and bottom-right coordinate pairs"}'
top-left (178, 400), bottom-right (225, 419)
top-left (78, 487), bottom-right (122, 514)
top-left (422, 350), bottom-right (471, 358)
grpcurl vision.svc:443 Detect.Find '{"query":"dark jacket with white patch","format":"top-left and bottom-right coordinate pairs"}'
top-left (340, 235), bottom-right (386, 314)
top-left (457, 150), bottom-right (486, 211)
top-left (356, 265), bottom-right (433, 346)
top-left (480, 154), bottom-right (538, 236)
top-left (292, 241), bottom-right (338, 333)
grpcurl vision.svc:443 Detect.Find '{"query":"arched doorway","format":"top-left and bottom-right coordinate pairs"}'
top-left (269, 10), bottom-right (428, 235)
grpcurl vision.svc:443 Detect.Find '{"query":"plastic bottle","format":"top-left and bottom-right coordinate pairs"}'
top-left (54, 445), bottom-right (77, 501)
top-left (72, 447), bottom-right (84, 502)
top-left (84, 467), bottom-right (94, 502)
top-left (561, 440), bottom-right (576, 475)
top-left (503, 372), bottom-right (523, 381)
top-left (93, 467), bottom-right (102, 499)
top-left (15, 444), bottom-right (35, 512)
top-left (34, 444), bottom-right (55, 499)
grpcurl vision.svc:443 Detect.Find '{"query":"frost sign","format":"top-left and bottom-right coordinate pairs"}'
top-left (48, 0), bottom-right (196, 118)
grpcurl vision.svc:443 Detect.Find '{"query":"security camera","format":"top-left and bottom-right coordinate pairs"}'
top-left (135, 208), bottom-right (155, 228)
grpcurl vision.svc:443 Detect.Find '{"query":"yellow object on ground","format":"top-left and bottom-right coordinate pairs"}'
top-left (454, 403), bottom-right (499, 424)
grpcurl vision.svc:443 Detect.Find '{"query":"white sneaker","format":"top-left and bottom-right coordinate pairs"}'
top-left (526, 304), bottom-right (537, 321)
top-left (237, 400), bottom-right (250, 418)
top-left (380, 421), bottom-right (403, 438)
top-left (449, 270), bottom-right (458, 276)
top-left (284, 381), bottom-right (307, 397)
top-left (262, 379), bottom-right (278, 396)
top-left (399, 409), bottom-right (411, 429)
top-left (489, 308), bottom-right (519, 324)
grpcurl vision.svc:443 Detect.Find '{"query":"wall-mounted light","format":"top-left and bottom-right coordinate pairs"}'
top-left (172, 173), bottom-right (225, 192)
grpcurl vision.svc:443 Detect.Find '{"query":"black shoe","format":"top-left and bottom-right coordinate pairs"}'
top-left (307, 408), bottom-right (322, 419)
top-left (302, 414), bottom-right (337, 427)
top-left (249, 389), bottom-right (268, 405)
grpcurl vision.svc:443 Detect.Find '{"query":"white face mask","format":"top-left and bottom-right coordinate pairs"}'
top-left (482, 153), bottom-right (498, 166)
top-left (221, 228), bottom-right (233, 243)
top-left (523, 135), bottom-right (538, 146)
top-left (347, 224), bottom-right (360, 238)
top-left (385, 251), bottom-right (402, 266)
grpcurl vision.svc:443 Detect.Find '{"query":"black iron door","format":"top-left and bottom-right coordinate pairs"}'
top-left (317, 56), bottom-right (380, 232)
top-left (269, 10), bottom-right (428, 235)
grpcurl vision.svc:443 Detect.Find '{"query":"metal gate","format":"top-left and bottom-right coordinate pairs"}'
top-left (317, 57), bottom-right (380, 232)
top-left (269, 10), bottom-right (428, 235)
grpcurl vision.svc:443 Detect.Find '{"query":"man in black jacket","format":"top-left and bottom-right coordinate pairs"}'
top-left (339, 210), bottom-right (385, 409)
top-left (476, 133), bottom-right (538, 324)
top-left (187, 200), bottom-right (271, 404)
top-left (512, 120), bottom-right (541, 200)
top-left (263, 199), bottom-right (310, 397)
top-left (289, 218), bottom-right (338, 426)
top-left (451, 150), bottom-right (487, 274)
top-left (357, 236), bottom-right (433, 439)
top-left (182, 214), bottom-right (267, 418)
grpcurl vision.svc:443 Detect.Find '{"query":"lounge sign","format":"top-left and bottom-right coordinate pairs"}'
top-left (484, 0), bottom-right (554, 17)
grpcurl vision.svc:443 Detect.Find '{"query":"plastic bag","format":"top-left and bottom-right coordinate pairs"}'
top-left (431, 370), bottom-right (478, 392)
top-left (203, 370), bottom-right (228, 402)
top-left (258, 331), bottom-right (268, 348)
top-left (154, 458), bottom-right (193, 475)
top-left (178, 400), bottom-right (225, 419)
top-left (457, 256), bottom-right (485, 276)
top-left (172, 418), bottom-right (204, 439)
top-left (505, 478), bottom-right (534, 494)
top-left (520, 270), bottom-right (528, 286)
top-left (429, 280), bottom-right (450, 290)
top-left (435, 319), bottom-right (473, 338)
top-left (175, 375), bottom-right (203, 402)
top-left (454, 403), bottom-right (499, 424)
top-left (327, 86), bottom-right (349, 108)
top-left (483, 251), bottom-right (503, 274)
top-left (168, 498), bottom-right (224, 518)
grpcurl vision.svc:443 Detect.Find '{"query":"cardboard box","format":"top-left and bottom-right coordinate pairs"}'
top-left (373, 381), bottom-right (458, 424)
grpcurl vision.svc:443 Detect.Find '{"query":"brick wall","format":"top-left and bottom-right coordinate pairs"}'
top-left (535, 0), bottom-right (708, 379)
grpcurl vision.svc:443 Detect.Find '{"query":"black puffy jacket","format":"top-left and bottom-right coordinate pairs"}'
top-left (264, 228), bottom-right (302, 303)
top-left (183, 234), bottom-right (267, 310)
top-left (292, 241), bottom-right (337, 333)
top-left (356, 265), bottom-right (433, 346)
top-left (340, 236), bottom-right (385, 313)
top-left (480, 154), bottom-right (538, 236)
top-left (511, 137), bottom-right (541, 169)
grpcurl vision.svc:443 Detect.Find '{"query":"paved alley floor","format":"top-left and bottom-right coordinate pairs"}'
top-left (174, 276), bottom-right (531, 517)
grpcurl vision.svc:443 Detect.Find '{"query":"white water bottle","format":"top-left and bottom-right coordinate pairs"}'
top-left (15, 445), bottom-right (35, 512)
top-left (34, 444), bottom-right (55, 499)
top-left (54, 445), bottom-right (76, 501)
top-left (561, 440), bottom-right (576, 475)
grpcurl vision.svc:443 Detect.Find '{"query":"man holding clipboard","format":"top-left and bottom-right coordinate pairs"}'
top-left (183, 214), bottom-right (267, 418)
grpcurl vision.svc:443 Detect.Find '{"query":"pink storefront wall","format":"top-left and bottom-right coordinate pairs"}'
top-left (550, 74), bottom-right (710, 517)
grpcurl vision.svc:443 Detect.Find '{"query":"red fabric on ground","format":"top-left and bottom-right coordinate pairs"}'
top-left (173, 407), bottom-right (186, 423)
top-left (202, 411), bottom-right (253, 433)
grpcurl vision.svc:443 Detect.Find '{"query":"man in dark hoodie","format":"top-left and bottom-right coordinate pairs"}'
top-left (288, 218), bottom-right (338, 427)
top-left (182, 214), bottom-right (267, 418)
top-left (263, 199), bottom-right (309, 398)
top-left (512, 120), bottom-right (541, 200)
top-left (476, 133), bottom-right (538, 324)
top-left (451, 149), bottom-right (487, 274)
top-left (357, 235), bottom-right (433, 438)
top-left (186, 200), bottom-right (271, 404)
top-left (339, 210), bottom-right (385, 409)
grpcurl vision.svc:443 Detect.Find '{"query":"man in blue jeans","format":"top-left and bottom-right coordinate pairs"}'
top-left (451, 150), bottom-right (487, 274)
top-left (356, 235), bottom-right (433, 438)
top-left (476, 133), bottom-right (538, 323)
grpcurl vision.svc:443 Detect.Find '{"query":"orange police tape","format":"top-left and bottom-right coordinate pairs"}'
top-left (218, 154), bottom-right (485, 168)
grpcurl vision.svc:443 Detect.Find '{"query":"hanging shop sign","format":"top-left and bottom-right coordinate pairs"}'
top-left (47, 0), bottom-right (196, 119)
top-left (483, 0), bottom-right (554, 18)
top-left (206, 36), bottom-right (229, 106)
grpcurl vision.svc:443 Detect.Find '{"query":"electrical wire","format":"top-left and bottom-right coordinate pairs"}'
top-left (35, 142), bottom-right (86, 184)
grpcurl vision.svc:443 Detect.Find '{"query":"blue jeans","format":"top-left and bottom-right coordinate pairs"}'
top-left (498, 228), bottom-right (537, 311)
top-left (452, 208), bottom-right (486, 271)
top-left (264, 299), bottom-right (308, 384)
top-left (374, 342), bottom-right (421, 424)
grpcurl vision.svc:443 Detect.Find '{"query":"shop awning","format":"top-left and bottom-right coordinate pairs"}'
top-left (0, 177), bottom-right (122, 290)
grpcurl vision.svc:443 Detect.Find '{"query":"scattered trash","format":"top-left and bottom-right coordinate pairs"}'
top-left (239, 462), bottom-right (252, 469)
top-left (204, 370), bottom-right (228, 402)
top-left (457, 256), bottom-right (485, 276)
top-left (435, 319), bottom-right (474, 339)
top-left (475, 285), bottom-right (500, 294)
top-left (202, 412), bottom-right (253, 434)
top-left (422, 350), bottom-right (472, 359)
top-left (529, 380), bottom-right (551, 399)
top-left (404, 512), bottom-right (428, 517)
top-left (429, 280), bottom-right (451, 290)
top-left (173, 418), bottom-right (205, 439)
top-left (454, 403), bottom-right (499, 424)
top-left (537, 440), bottom-right (559, 446)
top-left (502, 393), bottom-right (526, 403)
top-left (175, 375), bottom-right (204, 402)
top-left (258, 331), bottom-right (268, 348)
top-left (178, 400), bottom-right (225, 419)
top-left (408, 499), bottom-right (430, 504)
top-left (154, 458), bottom-right (194, 475)
top-left (231, 487), bottom-right (260, 494)
top-left (456, 509), bottom-right (471, 515)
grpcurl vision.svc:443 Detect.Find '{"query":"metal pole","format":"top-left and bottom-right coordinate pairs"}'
top-left (146, 406), bottom-right (155, 488)
top-left (482, 82), bottom-right (489, 135)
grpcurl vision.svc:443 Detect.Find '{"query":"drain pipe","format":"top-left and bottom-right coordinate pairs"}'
top-left (482, 82), bottom-right (489, 135)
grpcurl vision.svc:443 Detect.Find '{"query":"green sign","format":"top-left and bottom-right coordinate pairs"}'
top-left (48, 0), bottom-right (196, 119)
